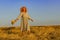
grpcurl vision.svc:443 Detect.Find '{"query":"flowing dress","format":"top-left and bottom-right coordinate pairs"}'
top-left (17, 12), bottom-right (31, 32)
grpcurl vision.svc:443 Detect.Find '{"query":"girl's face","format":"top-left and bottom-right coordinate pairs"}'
top-left (20, 6), bottom-right (27, 13)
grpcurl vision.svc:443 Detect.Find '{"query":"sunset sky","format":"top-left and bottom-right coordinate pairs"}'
top-left (0, 0), bottom-right (60, 26)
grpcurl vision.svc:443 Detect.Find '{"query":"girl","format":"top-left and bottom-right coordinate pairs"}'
top-left (11, 6), bottom-right (33, 32)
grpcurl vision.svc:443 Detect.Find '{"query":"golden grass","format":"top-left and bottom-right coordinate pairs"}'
top-left (0, 26), bottom-right (60, 40)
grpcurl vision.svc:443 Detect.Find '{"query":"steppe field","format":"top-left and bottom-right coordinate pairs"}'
top-left (0, 25), bottom-right (60, 40)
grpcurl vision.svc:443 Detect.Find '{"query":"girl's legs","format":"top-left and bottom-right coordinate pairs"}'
top-left (21, 22), bottom-right (26, 32)
top-left (20, 22), bottom-right (23, 32)
top-left (26, 24), bottom-right (30, 33)
top-left (20, 25), bottom-right (23, 32)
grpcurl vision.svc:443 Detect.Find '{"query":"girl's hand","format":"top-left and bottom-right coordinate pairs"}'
top-left (11, 20), bottom-right (15, 25)
top-left (11, 18), bottom-right (19, 25)
top-left (31, 19), bottom-right (34, 22)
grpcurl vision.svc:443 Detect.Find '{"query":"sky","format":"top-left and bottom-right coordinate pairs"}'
top-left (0, 0), bottom-right (60, 26)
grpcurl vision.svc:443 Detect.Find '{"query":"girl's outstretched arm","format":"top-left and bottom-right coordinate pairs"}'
top-left (27, 13), bottom-right (34, 22)
top-left (15, 13), bottom-right (23, 21)
top-left (11, 13), bottom-right (23, 25)
top-left (28, 17), bottom-right (34, 22)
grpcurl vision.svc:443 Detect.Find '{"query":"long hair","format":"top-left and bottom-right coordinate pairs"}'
top-left (20, 6), bottom-right (27, 13)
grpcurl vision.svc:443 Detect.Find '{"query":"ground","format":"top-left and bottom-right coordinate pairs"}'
top-left (0, 25), bottom-right (60, 40)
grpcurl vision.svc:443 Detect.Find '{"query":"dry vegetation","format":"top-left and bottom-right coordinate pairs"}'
top-left (0, 26), bottom-right (60, 40)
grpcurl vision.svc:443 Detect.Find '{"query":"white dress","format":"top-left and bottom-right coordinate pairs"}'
top-left (17, 12), bottom-right (32, 32)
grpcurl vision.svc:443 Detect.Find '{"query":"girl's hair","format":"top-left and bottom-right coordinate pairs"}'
top-left (20, 6), bottom-right (27, 13)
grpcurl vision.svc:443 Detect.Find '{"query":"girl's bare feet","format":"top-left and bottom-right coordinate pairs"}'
top-left (27, 30), bottom-right (30, 34)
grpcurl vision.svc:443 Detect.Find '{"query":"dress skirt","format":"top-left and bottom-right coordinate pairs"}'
top-left (20, 16), bottom-right (30, 32)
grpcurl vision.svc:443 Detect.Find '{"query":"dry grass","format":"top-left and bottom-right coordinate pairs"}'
top-left (0, 26), bottom-right (60, 40)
